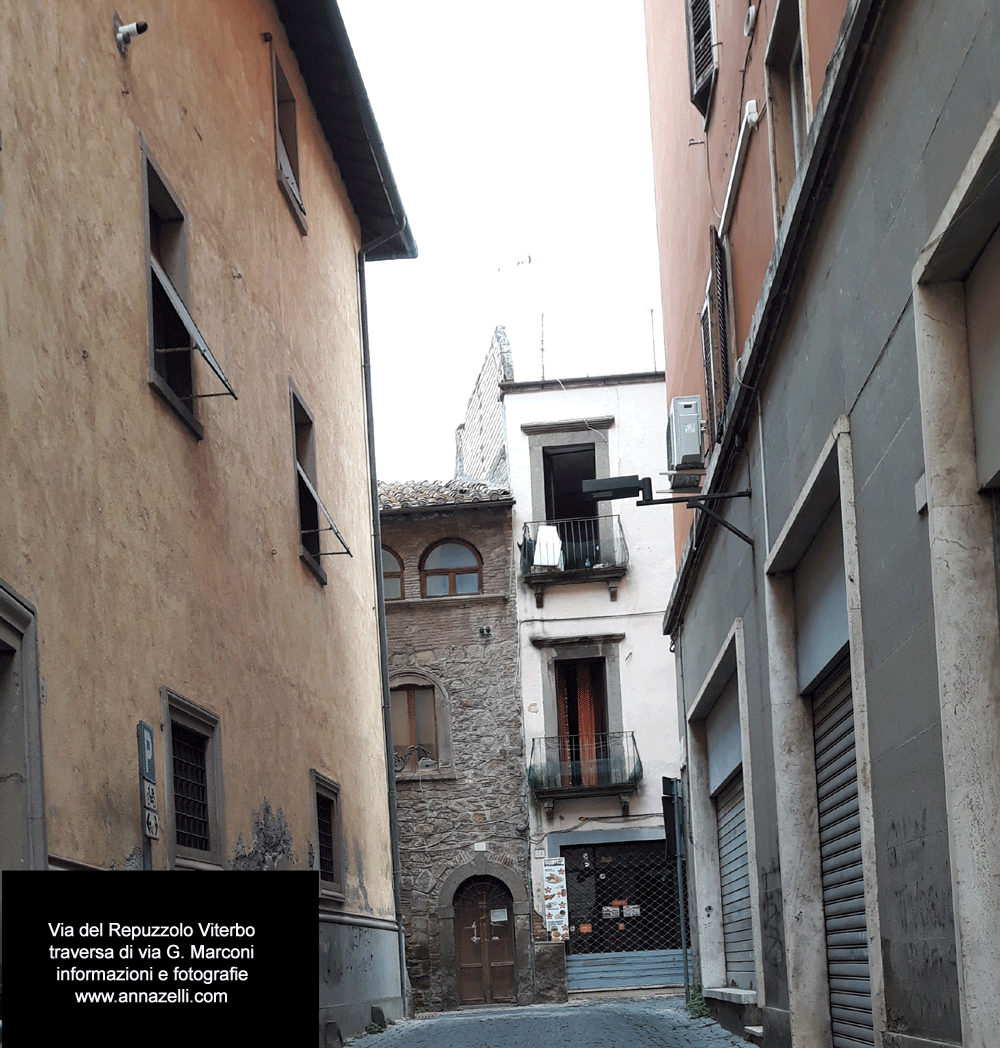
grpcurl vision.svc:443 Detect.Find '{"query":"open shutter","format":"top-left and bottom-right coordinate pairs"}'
top-left (711, 227), bottom-right (731, 438)
top-left (700, 301), bottom-right (718, 442)
top-left (685, 0), bottom-right (715, 115)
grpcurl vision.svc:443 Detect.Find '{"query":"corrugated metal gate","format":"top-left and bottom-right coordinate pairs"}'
top-left (562, 840), bottom-right (688, 991)
top-left (813, 675), bottom-right (874, 1047)
top-left (716, 772), bottom-right (753, 989)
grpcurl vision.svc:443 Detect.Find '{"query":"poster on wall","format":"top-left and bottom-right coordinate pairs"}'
top-left (542, 857), bottom-right (569, 942)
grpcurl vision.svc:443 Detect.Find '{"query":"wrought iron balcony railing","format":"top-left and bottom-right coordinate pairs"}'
top-left (519, 516), bottom-right (628, 606)
top-left (528, 731), bottom-right (643, 816)
top-left (520, 516), bottom-right (628, 573)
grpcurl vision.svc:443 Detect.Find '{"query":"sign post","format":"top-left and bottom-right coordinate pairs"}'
top-left (137, 721), bottom-right (158, 870)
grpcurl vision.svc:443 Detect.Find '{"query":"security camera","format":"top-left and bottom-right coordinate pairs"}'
top-left (116, 19), bottom-right (148, 54)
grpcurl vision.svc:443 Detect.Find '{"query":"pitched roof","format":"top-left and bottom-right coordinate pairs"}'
top-left (378, 479), bottom-right (513, 512)
top-left (274, 0), bottom-right (416, 260)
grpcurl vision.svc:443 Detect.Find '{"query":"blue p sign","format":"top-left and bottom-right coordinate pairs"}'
top-left (137, 721), bottom-right (156, 784)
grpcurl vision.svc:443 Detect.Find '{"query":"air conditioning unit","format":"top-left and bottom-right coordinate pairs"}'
top-left (667, 395), bottom-right (705, 490)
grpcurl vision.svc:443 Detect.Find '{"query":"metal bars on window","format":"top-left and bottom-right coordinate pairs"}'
top-left (171, 721), bottom-right (210, 852)
top-left (317, 793), bottom-right (336, 882)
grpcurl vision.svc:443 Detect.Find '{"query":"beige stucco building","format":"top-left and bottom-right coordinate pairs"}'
top-left (0, 0), bottom-right (414, 1036)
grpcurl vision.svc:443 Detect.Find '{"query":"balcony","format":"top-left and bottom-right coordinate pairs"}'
top-left (528, 731), bottom-right (643, 817)
top-left (519, 516), bottom-right (628, 607)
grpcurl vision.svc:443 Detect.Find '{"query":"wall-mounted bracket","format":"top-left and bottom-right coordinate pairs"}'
top-left (637, 487), bottom-right (753, 547)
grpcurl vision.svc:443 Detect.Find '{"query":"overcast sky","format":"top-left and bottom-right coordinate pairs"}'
top-left (337, 1), bottom-right (663, 482)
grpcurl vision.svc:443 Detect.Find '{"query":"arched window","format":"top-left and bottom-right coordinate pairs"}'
top-left (382, 547), bottom-right (404, 600)
top-left (420, 540), bottom-right (482, 597)
top-left (391, 684), bottom-right (438, 772)
top-left (389, 669), bottom-right (454, 779)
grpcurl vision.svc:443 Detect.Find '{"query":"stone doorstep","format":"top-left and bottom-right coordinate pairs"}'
top-left (745, 1025), bottom-right (764, 1046)
top-left (567, 986), bottom-right (685, 1001)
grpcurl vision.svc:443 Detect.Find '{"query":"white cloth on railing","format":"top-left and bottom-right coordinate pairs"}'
top-left (533, 524), bottom-right (564, 569)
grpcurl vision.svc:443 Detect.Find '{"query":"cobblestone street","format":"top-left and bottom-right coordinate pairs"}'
top-left (354, 996), bottom-right (749, 1048)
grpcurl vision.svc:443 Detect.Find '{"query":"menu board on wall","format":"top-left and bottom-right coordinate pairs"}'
top-left (542, 857), bottom-right (569, 942)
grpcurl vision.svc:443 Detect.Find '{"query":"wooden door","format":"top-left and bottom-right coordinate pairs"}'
top-left (454, 877), bottom-right (516, 1005)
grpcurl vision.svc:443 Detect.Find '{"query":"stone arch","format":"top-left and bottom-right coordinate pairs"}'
top-left (435, 854), bottom-right (534, 1009)
top-left (437, 854), bottom-right (529, 917)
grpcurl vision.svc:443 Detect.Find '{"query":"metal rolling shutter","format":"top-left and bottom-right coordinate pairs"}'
top-left (716, 772), bottom-right (754, 989)
top-left (813, 677), bottom-right (874, 1047)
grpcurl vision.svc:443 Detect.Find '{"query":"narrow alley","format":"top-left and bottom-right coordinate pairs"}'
top-left (355, 996), bottom-right (751, 1048)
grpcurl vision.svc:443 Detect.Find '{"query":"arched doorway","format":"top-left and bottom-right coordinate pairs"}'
top-left (454, 876), bottom-right (516, 1005)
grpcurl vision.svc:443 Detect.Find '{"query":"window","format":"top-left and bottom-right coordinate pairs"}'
top-left (290, 384), bottom-right (350, 584)
top-left (143, 146), bottom-right (235, 439)
top-left (685, 0), bottom-right (716, 117)
top-left (765, 0), bottom-right (811, 226)
top-left (163, 688), bottom-right (222, 868)
top-left (0, 580), bottom-right (46, 870)
top-left (391, 684), bottom-right (438, 772)
top-left (420, 540), bottom-right (482, 597)
top-left (271, 48), bottom-right (307, 234)
top-left (543, 445), bottom-right (602, 570)
top-left (312, 771), bottom-right (343, 898)
top-left (544, 445), bottom-right (595, 523)
top-left (382, 547), bottom-right (404, 600)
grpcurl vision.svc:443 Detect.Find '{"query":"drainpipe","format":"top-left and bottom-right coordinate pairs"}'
top-left (358, 216), bottom-right (409, 1015)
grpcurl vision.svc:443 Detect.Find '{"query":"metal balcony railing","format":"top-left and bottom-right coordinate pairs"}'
top-left (519, 516), bottom-right (628, 575)
top-left (528, 732), bottom-right (643, 793)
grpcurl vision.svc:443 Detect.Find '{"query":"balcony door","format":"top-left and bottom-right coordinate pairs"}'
top-left (544, 445), bottom-right (597, 568)
top-left (556, 658), bottom-right (608, 786)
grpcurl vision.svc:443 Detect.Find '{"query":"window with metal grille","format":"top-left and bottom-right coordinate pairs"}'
top-left (163, 688), bottom-right (222, 867)
top-left (172, 721), bottom-right (210, 852)
top-left (312, 771), bottom-right (343, 898)
top-left (317, 795), bottom-right (335, 880)
top-left (685, 0), bottom-right (716, 116)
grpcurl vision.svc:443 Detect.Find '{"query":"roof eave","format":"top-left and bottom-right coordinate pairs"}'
top-left (273, 0), bottom-right (417, 260)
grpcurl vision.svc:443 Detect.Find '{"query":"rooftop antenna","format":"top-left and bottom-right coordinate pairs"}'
top-left (540, 312), bottom-right (545, 382)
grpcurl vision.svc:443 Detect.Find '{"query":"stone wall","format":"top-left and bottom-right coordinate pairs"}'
top-left (455, 326), bottom-right (514, 487)
top-left (382, 501), bottom-right (533, 1010)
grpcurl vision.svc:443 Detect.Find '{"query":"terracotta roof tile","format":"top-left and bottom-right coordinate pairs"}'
top-left (378, 479), bottom-right (512, 511)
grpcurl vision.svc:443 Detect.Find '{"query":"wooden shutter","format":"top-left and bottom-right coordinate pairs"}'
top-left (813, 677), bottom-right (874, 1047)
top-left (700, 302), bottom-right (718, 442)
top-left (685, 0), bottom-right (715, 115)
top-left (711, 226), bottom-right (731, 440)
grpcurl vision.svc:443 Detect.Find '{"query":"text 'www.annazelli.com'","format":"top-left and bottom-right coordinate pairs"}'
top-left (74, 990), bottom-right (228, 1004)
